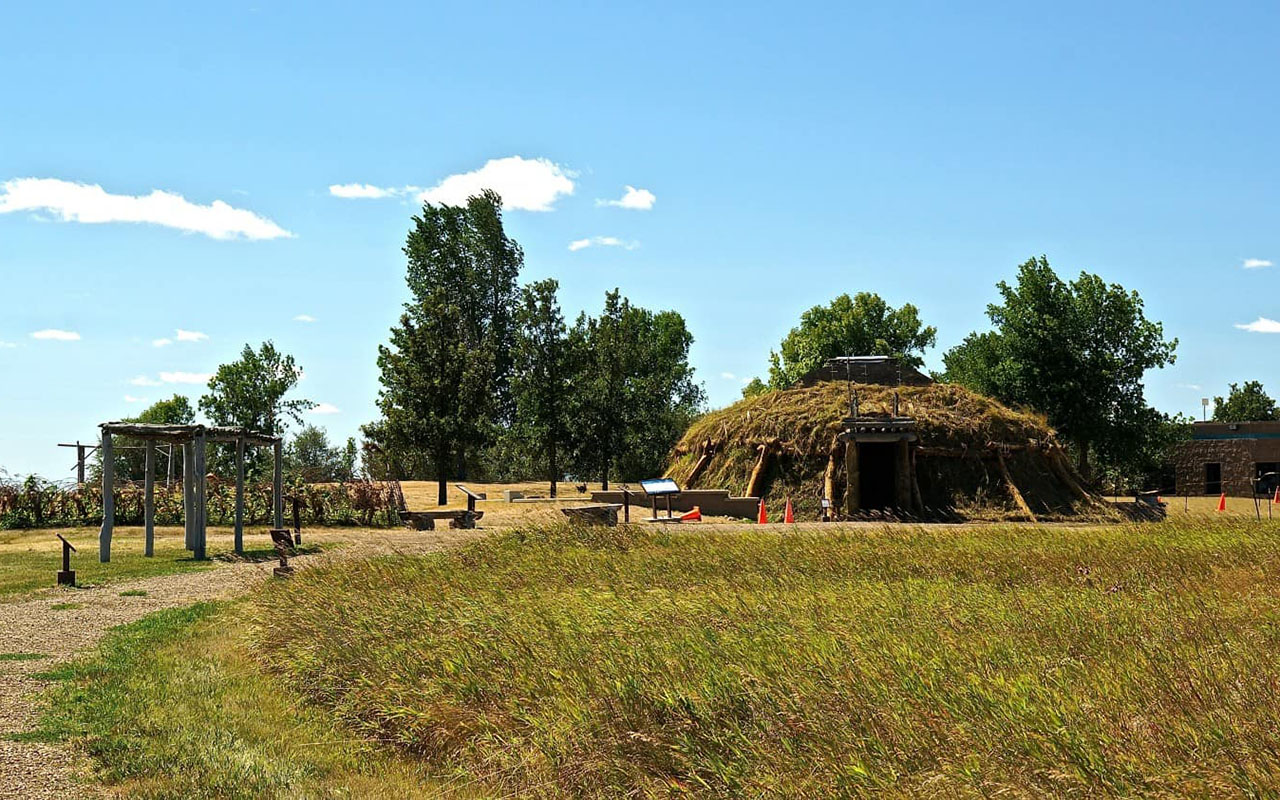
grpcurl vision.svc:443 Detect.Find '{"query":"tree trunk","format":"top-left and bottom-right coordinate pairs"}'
top-left (1075, 442), bottom-right (1091, 483)
top-left (601, 455), bottom-right (610, 492)
top-left (549, 440), bottom-right (558, 499)
top-left (438, 477), bottom-right (448, 506)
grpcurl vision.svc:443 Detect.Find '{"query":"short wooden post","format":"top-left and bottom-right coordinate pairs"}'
top-left (98, 429), bottom-right (114, 562)
top-left (844, 437), bottom-right (860, 515)
top-left (895, 438), bottom-right (912, 509)
top-left (76, 442), bottom-right (86, 485)
top-left (194, 431), bottom-right (207, 560)
top-left (234, 436), bottom-right (245, 555)
top-left (143, 439), bottom-right (155, 557)
top-left (273, 440), bottom-right (284, 530)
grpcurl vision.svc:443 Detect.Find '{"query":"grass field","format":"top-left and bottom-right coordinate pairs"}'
top-left (249, 518), bottom-right (1280, 797)
top-left (0, 525), bottom-right (325, 601)
top-left (29, 602), bottom-right (451, 799)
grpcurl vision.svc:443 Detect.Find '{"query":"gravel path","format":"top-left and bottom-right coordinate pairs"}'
top-left (0, 528), bottom-right (477, 799)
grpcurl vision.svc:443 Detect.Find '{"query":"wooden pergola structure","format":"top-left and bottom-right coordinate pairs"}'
top-left (97, 422), bottom-right (283, 563)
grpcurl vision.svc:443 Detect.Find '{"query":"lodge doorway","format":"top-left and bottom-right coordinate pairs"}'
top-left (857, 442), bottom-right (897, 510)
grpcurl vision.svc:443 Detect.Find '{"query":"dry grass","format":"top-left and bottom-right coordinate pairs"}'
top-left (254, 517), bottom-right (1280, 798)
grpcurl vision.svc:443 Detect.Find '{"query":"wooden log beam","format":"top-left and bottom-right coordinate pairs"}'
top-left (745, 439), bottom-right (779, 499)
top-left (144, 440), bottom-right (155, 557)
top-left (895, 438), bottom-right (912, 509)
top-left (823, 435), bottom-right (842, 512)
top-left (686, 438), bottom-right (717, 488)
top-left (910, 445), bottom-right (924, 512)
top-left (194, 431), bottom-right (207, 560)
top-left (845, 438), bottom-right (860, 515)
top-left (98, 430), bottom-right (114, 563)
top-left (994, 448), bottom-right (1037, 522)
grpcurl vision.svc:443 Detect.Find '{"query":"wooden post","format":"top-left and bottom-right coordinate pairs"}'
top-left (98, 429), bottom-right (114, 563)
top-left (910, 445), bottom-right (924, 513)
top-left (273, 440), bottom-right (284, 530)
top-left (234, 436), bottom-right (245, 556)
top-left (823, 436), bottom-right (842, 512)
top-left (995, 448), bottom-right (1037, 522)
top-left (844, 437), bottom-right (859, 515)
top-left (182, 443), bottom-right (194, 551)
top-left (194, 432), bottom-right (207, 560)
top-left (76, 442), bottom-right (86, 485)
top-left (144, 439), bottom-right (155, 557)
top-left (166, 443), bottom-right (174, 489)
top-left (895, 438), bottom-right (912, 509)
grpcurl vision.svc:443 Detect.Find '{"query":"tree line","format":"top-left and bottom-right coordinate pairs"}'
top-left (363, 190), bottom-right (704, 503)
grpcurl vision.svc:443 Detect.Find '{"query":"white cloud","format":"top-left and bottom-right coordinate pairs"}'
top-left (293, 314), bottom-right (316, 323)
top-left (0, 177), bottom-right (293, 240)
top-left (309, 402), bottom-right (340, 415)
top-left (720, 371), bottom-right (737, 380)
top-left (1177, 383), bottom-right (1203, 391)
top-left (1243, 258), bottom-right (1273, 269)
top-left (130, 375), bottom-right (163, 387)
top-left (152, 338), bottom-right (173, 347)
top-left (568, 236), bottom-right (639, 252)
top-left (0, 341), bottom-right (15, 349)
top-left (175, 329), bottom-right (208, 342)
top-left (124, 395), bottom-right (148, 403)
top-left (328, 183), bottom-right (418, 199)
top-left (1236, 317), bottom-right (1280, 333)
top-left (30, 329), bottom-right (80, 341)
top-left (159, 371), bottom-right (213, 385)
top-left (597, 185), bottom-right (656, 210)
top-left (416, 156), bottom-right (575, 211)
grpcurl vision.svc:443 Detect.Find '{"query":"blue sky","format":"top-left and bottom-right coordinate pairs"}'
top-left (3, 1), bottom-right (1279, 479)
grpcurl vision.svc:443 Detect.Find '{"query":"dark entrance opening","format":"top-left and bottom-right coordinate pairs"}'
top-left (858, 442), bottom-right (897, 510)
top-left (1204, 462), bottom-right (1221, 495)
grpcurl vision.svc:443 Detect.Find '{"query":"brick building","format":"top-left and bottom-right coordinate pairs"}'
top-left (1173, 421), bottom-right (1280, 496)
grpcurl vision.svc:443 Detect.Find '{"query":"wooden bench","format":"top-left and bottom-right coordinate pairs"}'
top-left (561, 503), bottom-right (622, 526)
top-left (400, 509), bottom-right (485, 530)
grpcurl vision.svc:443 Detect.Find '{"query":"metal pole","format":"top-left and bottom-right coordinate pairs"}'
top-left (98, 429), bottom-right (114, 563)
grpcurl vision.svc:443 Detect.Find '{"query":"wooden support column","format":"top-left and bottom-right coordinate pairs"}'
top-left (182, 443), bottom-right (195, 551)
top-left (995, 449), bottom-right (1037, 522)
top-left (844, 436), bottom-right (860, 515)
top-left (144, 439), bottom-right (155, 557)
top-left (234, 436), bottom-right (245, 555)
top-left (194, 432), bottom-right (207, 560)
top-left (98, 429), bottom-right (114, 563)
top-left (76, 443), bottom-right (86, 485)
top-left (823, 435), bottom-right (842, 510)
top-left (273, 440), bottom-right (284, 529)
top-left (895, 438), bottom-right (912, 509)
top-left (910, 445), bottom-right (924, 513)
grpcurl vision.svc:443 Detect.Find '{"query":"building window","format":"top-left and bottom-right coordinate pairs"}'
top-left (1256, 463), bottom-right (1279, 495)
top-left (1205, 463), bottom-right (1222, 495)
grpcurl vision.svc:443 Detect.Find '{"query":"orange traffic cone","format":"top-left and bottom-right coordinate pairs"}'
top-left (1217, 492), bottom-right (1227, 512)
top-left (1273, 486), bottom-right (1279, 505)
top-left (757, 500), bottom-right (768, 524)
top-left (679, 506), bottom-right (702, 522)
top-left (784, 497), bottom-right (795, 524)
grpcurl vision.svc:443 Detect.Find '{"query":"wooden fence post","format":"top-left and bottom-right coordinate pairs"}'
top-left (98, 429), bottom-right (114, 563)
top-left (144, 439), bottom-right (155, 557)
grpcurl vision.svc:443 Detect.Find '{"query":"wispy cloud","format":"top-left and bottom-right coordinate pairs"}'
top-left (597, 185), bottom-right (656, 210)
top-left (158, 371), bottom-right (213, 385)
top-left (309, 402), bottom-right (340, 415)
top-left (568, 236), bottom-right (639, 252)
top-left (1243, 258), bottom-right (1273, 269)
top-left (0, 178), bottom-right (293, 240)
top-left (335, 156), bottom-right (575, 212)
top-left (1236, 317), bottom-right (1280, 333)
top-left (720, 371), bottom-right (737, 380)
top-left (175, 329), bottom-right (208, 342)
top-left (130, 375), bottom-right (163, 387)
top-left (124, 395), bottom-right (148, 403)
top-left (328, 183), bottom-right (418, 199)
top-left (293, 314), bottom-right (316, 323)
top-left (0, 341), bottom-right (15, 349)
top-left (30, 329), bottom-right (80, 341)
top-left (152, 338), bottom-right (173, 347)
top-left (1177, 383), bottom-right (1203, 391)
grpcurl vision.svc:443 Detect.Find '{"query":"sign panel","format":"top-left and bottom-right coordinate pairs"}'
top-left (640, 478), bottom-right (681, 496)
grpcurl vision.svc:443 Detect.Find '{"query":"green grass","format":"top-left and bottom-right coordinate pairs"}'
top-left (33, 602), bottom-right (446, 799)
top-left (49, 602), bottom-right (83, 610)
top-left (0, 651), bottom-right (47, 661)
top-left (118, 589), bottom-right (148, 597)
top-left (255, 519), bottom-right (1280, 798)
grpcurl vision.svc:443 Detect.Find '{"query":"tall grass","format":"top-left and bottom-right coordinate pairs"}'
top-left (254, 519), bottom-right (1280, 797)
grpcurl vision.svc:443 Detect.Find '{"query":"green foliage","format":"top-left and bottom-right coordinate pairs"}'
top-left (258, 519), bottom-right (1280, 797)
top-left (511, 279), bottom-right (573, 496)
top-left (740, 376), bottom-right (769, 399)
top-left (372, 190), bottom-right (520, 503)
top-left (764, 292), bottom-right (937, 388)
top-left (285, 425), bottom-right (356, 483)
top-left (942, 256), bottom-right (1177, 477)
top-left (569, 290), bottom-right (705, 487)
top-left (1213, 380), bottom-right (1278, 422)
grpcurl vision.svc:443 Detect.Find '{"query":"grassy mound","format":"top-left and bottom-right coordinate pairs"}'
top-left (254, 520), bottom-right (1280, 797)
top-left (666, 382), bottom-right (1095, 518)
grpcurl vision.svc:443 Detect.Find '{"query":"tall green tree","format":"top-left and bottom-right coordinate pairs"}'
top-left (286, 425), bottom-right (357, 483)
top-left (570, 290), bottom-right (704, 488)
top-left (511, 279), bottom-right (574, 497)
top-left (372, 191), bottom-right (521, 502)
top-left (763, 292), bottom-right (937, 389)
top-left (200, 341), bottom-right (313, 477)
top-left (1213, 381), bottom-right (1278, 422)
top-left (942, 256), bottom-right (1177, 478)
